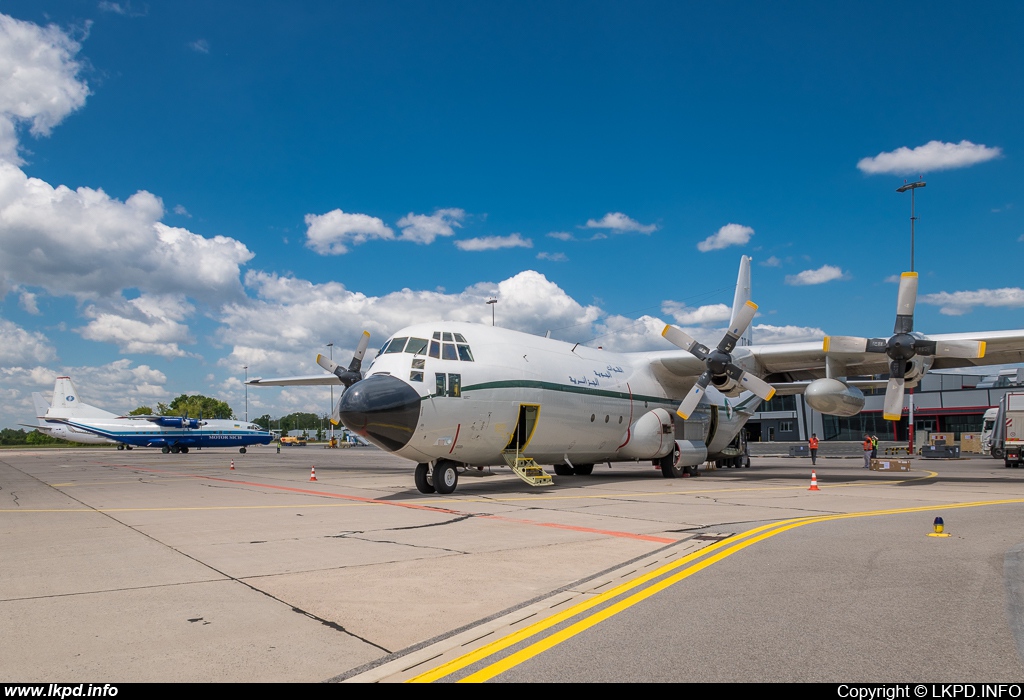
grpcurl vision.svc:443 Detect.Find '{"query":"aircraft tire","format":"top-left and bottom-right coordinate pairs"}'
top-left (180, 446), bottom-right (189, 454)
top-left (161, 446), bottom-right (170, 454)
top-left (239, 447), bottom-right (247, 454)
top-left (660, 450), bottom-right (684, 478)
top-left (434, 461), bottom-right (458, 494)
top-left (553, 463), bottom-right (574, 476)
top-left (414, 463), bottom-right (435, 494)
top-left (117, 444), bottom-right (124, 450)
top-left (740, 455), bottom-right (751, 468)
top-left (126, 445), bottom-right (133, 450)
top-left (993, 448), bottom-right (1004, 459)
top-left (171, 445), bottom-right (181, 454)
top-left (572, 464), bottom-right (594, 476)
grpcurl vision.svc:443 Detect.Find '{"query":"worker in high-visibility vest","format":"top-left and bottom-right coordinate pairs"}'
top-left (862, 434), bottom-right (873, 469)
top-left (808, 434), bottom-right (819, 466)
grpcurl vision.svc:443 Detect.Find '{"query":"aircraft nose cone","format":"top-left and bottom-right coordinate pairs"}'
top-left (338, 375), bottom-right (421, 452)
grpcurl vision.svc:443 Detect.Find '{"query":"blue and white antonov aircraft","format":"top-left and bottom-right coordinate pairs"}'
top-left (33, 377), bottom-right (273, 454)
top-left (249, 257), bottom-right (1024, 495)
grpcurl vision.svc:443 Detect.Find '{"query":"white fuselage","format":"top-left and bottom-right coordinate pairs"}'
top-left (357, 322), bottom-right (756, 467)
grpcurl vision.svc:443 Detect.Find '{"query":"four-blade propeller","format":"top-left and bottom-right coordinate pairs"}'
top-left (823, 272), bottom-right (985, 420)
top-left (662, 299), bottom-right (776, 419)
top-left (316, 331), bottom-right (371, 424)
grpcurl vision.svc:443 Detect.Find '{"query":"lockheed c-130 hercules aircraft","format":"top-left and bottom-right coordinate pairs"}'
top-left (248, 257), bottom-right (1024, 495)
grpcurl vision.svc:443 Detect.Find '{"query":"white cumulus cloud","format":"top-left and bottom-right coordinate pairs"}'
top-left (304, 209), bottom-right (394, 255)
top-left (537, 252), bottom-right (567, 262)
top-left (583, 212), bottom-right (657, 234)
top-left (397, 207), bottom-right (465, 244)
top-left (77, 294), bottom-right (196, 357)
top-left (785, 265), bottom-right (847, 286)
top-left (454, 233), bottom-right (532, 251)
top-left (919, 288), bottom-right (1024, 316)
top-left (857, 140), bottom-right (1002, 175)
top-left (0, 162), bottom-right (254, 301)
top-left (660, 301), bottom-right (732, 326)
top-left (697, 223), bottom-right (754, 252)
top-left (0, 13), bottom-right (90, 164)
top-left (0, 316), bottom-right (56, 365)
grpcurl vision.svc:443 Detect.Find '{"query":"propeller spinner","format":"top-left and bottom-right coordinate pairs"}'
top-left (662, 299), bottom-right (776, 419)
top-left (316, 331), bottom-right (371, 424)
top-left (823, 272), bottom-right (985, 420)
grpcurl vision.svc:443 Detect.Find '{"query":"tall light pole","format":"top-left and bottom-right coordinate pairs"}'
top-left (326, 342), bottom-right (334, 443)
top-left (486, 298), bottom-right (497, 326)
top-left (896, 179), bottom-right (926, 453)
top-left (896, 180), bottom-right (926, 272)
top-left (243, 366), bottom-right (248, 422)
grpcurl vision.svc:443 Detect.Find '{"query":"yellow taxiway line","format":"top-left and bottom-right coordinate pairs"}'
top-left (409, 496), bottom-right (1024, 683)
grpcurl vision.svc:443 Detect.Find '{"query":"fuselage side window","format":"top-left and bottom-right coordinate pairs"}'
top-left (435, 373), bottom-right (446, 396)
top-left (441, 343), bottom-right (458, 361)
top-left (428, 340), bottom-right (440, 358)
top-left (457, 344), bottom-right (474, 362)
top-left (384, 337), bottom-right (408, 354)
top-left (405, 338), bottom-right (428, 355)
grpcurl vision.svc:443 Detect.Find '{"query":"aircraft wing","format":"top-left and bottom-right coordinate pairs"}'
top-left (247, 374), bottom-right (342, 387)
top-left (650, 329), bottom-right (1024, 386)
top-left (741, 330), bottom-right (1024, 381)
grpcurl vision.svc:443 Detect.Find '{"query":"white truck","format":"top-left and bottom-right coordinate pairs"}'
top-left (981, 407), bottom-right (1000, 458)
top-left (991, 393), bottom-right (1024, 468)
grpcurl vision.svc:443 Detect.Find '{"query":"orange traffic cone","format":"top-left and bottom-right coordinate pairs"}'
top-left (230, 459), bottom-right (235, 470)
top-left (309, 466), bottom-right (317, 482)
top-left (808, 470), bottom-right (820, 491)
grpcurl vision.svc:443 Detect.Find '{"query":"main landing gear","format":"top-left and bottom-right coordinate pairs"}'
top-left (415, 460), bottom-right (459, 494)
top-left (239, 447), bottom-right (247, 454)
top-left (161, 445), bottom-right (189, 454)
top-left (659, 445), bottom-right (699, 478)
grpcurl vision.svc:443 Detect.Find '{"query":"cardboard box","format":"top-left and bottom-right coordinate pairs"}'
top-left (870, 459), bottom-right (912, 472)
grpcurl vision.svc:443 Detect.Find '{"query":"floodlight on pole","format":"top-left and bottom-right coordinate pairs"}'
top-left (896, 179), bottom-right (926, 272)
top-left (486, 298), bottom-right (497, 326)
top-left (896, 179), bottom-right (925, 455)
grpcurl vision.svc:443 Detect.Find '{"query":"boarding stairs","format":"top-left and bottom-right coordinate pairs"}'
top-left (503, 450), bottom-right (553, 487)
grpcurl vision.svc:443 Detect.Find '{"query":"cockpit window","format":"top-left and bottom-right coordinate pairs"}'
top-left (405, 338), bottom-right (428, 355)
top-left (442, 332), bottom-right (454, 342)
top-left (432, 332), bottom-right (441, 340)
top-left (454, 333), bottom-right (467, 343)
top-left (457, 344), bottom-right (474, 362)
top-left (441, 343), bottom-right (458, 360)
top-left (384, 337), bottom-right (408, 354)
top-left (428, 340), bottom-right (440, 358)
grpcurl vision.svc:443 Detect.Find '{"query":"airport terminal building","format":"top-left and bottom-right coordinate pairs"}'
top-left (746, 369), bottom-right (1024, 443)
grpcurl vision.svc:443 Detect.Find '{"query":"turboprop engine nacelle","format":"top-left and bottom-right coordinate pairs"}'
top-left (804, 378), bottom-right (865, 417)
top-left (617, 408), bottom-right (674, 460)
top-left (899, 353), bottom-right (931, 387)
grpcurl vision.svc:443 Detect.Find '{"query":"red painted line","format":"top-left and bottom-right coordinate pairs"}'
top-left (479, 515), bottom-right (675, 544)
top-left (449, 423), bottom-right (461, 454)
top-left (93, 460), bottom-right (677, 543)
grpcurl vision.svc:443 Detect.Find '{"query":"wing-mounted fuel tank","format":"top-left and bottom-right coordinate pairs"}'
top-left (804, 378), bottom-right (865, 417)
top-left (616, 408), bottom-right (674, 460)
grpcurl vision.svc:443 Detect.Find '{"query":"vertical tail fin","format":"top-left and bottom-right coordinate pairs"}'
top-left (31, 393), bottom-right (51, 425)
top-left (731, 256), bottom-right (753, 347)
top-left (47, 377), bottom-right (118, 418)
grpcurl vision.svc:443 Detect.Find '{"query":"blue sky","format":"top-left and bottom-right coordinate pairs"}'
top-left (0, 1), bottom-right (1021, 426)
